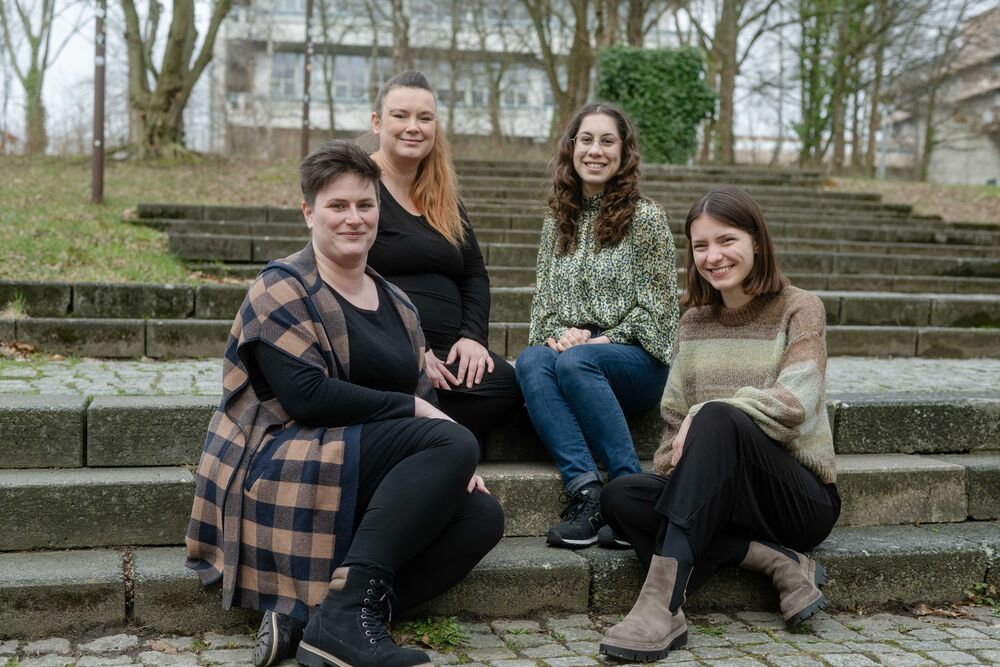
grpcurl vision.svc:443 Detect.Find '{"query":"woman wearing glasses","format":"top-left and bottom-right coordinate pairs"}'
top-left (516, 102), bottom-right (679, 549)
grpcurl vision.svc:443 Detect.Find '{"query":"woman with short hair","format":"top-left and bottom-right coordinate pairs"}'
top-left (185, 141), bottom-right (503, 667)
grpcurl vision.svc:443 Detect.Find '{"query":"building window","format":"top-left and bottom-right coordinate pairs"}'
top-left (271, 51), bottom-right (301, 100)
top-left (334, 54), bottom-right (369, 102)
top-left (274, 0), bottom-right (305, 15)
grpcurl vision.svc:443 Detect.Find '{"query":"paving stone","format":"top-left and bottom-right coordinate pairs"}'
top-left (950, 638), bottom-right (1000, 650)
top-left (793, 640), bottom-right (854, 653)
top-left (422, 650), bottom-right (459, 664)
top-left (552, 627), bottom-right (601, 642)
top-left (686, 631), bottom-right (731, 647)
top-left (725, 631), bottom-right (775, 645)
top-left (76, 656), bottom-right (136, 665)
top-left (823, 654), bottom-right (881, 666)
top-left (944, 627), bottom-right (989, 639)
top-left (522, 643), bottom-right (573, 658)
top-left (0, 640), bottom-right (17, 655)
top-left (770, 657), bottom-right (826, 667)
top-left (491, 661), bottom-right (539, 667)
top-left (546, 614), bottom-right (593, 629)
top-left (466, 634), bottom-right (507, 649)
top-left (743, 642), bottom-right (803, 656)
top-left (78, 633), bottom-right (141, 652)
top-left (874, 655), bottom-right (935, 667)
top-left (564, 640), bottom-right (601, 654)
top-left (22, 638), bottom-right (71, 654)
top-left (504, 633), bottom-right (556, 649)
top-left (19, 656), bottom-right (78, 667)
top-left (972, 649), bottom-right (1000, 662)
top-left (735, 611), bottom-right (786, 628)
top-left (459, 623), bottom-right (494, 634)
top-left (202, 632), bottom-right (254, 649)
top-left (897, 639), bottom-right (953, 652)
top-left (465, 646), bottom-right (517, 660)
top-left (147, 637), bottom-right (195, 651)
top-left (691, 646), bottom-right (745, 659)
top-left (200, 648), bottom-right (253, 664)
top-left (703, 658), bottom-right (766, 666)
top-left (910, 627), bottom-right (953, 640)
top-left (541, 657), bottom-right (598, 666)
top-left (136, 652), bottom-right (201, 666)
top-left (924, 650), bottom-right (982, 664)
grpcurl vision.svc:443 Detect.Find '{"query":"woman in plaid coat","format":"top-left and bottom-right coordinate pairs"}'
top-left (186, 141), bottom-right (503, 667)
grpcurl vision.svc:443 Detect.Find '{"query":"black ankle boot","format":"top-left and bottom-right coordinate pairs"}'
top-left (296, 566), bottom-right (432, 667)
top-left (253, 610), bottom-right (304, 666)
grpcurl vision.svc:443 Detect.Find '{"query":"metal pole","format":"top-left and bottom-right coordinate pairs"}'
top-left (301, 0), bottom-right (314, 159)
top-left (91, 0), bottom-right (107, 204)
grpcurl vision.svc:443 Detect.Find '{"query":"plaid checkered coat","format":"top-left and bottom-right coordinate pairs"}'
top-left (186, 242), bottom-right (433, 621)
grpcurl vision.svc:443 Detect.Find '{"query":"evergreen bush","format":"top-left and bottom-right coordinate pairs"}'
top-left (596, 46), bottom-right (716, 164)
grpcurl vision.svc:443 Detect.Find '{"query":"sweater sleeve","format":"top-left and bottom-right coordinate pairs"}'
top-left (251, 341), bottom-right (415, 427)
top-left (689, 297), bottom-right (828, 446)
top-left (601, 202), bottom-right (679, 364)
top-left (528, 215), bottom-right (567, 345)
top-left (456, 216), bottom-right (491, 346)
top-left (652, 336), bottom-right (688, 475)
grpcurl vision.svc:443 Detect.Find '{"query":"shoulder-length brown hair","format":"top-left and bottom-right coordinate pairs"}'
top-left (548, 102), bottom-right (642, 255)
top-left (682, 187), bottom-right (789, 307)
top-left (374, 70), bottom-right (464, 247)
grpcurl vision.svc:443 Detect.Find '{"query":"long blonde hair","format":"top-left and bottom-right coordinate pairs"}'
top-left (374, 70), bottom-right (465, 247)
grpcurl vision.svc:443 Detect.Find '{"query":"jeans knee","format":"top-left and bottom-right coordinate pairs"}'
top-left (515, 346), bottom-right (555, 386)
top-left (553, 346), bottom-right (601, 384)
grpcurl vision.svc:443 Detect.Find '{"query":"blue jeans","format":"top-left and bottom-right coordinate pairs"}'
top-left (515, 344), bottom-right (668, 493)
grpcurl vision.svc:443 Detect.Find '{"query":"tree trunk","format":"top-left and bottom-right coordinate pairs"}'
top-left (917, 86), bottom-right (937, 181)
top-left (713, 0), bottom-right (738, 164)
top-left (625, 0), bottom-right (644, 46)
top-left (865, 0), bottom-right (886, 176)
top-left (23, 65), bottom-right (45, 154)
top-left (850, 87), bottom-right (863, 171)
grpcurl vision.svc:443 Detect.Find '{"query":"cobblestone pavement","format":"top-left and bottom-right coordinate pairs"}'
top-left (1, 357), bottom-right (999, 397)
top-left (3, 609), bottom-right (1000, 667)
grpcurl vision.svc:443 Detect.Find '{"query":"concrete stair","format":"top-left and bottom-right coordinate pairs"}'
top-left (0, 382), bottom-right (998, 637)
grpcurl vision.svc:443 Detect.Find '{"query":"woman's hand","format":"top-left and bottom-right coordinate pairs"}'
top-left (467, 473), bottom-right (490, 494)
top-left (670, 414), bottom-right (693, 467)
top-left (587, 335), bottom-right (610, 345)
top-left (546, 327), bottom-right (591, 352)
top-left (425, 349), bottom-right (459, 391)
top-left (446, 337), bottom-right (495, 389)
top-left (414, 396), bottom-right (455, 421)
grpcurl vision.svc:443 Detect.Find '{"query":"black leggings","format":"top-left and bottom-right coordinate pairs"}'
top-left (342, 417), bottom-right (504, 613)
top-left (602, 402), bottom-right (840, 593)
top-left (433, 348), bottom-right (523, 443)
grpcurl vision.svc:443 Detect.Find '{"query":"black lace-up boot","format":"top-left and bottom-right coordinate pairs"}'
top-left (253, 610), bottom-right (304, 666)
top-left (296, 566), bottom-right (432, 667)
top-left (546, 485), bottom-right (604, 549)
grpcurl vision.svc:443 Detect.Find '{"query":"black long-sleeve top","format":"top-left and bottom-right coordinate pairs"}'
top-left (247, 281), bottom-right (418, 428)
top-left (367, 185), bottom-right (491, 353)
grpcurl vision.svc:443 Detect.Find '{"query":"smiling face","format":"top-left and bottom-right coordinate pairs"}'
top-left (303, 173), bottom-right (379, 270)
top-left (572, 113), bottom-right (622, 197)
top-left (689, 213), bottom-right (757, 309)
top-left (371, 86), bottom-right (437, 166)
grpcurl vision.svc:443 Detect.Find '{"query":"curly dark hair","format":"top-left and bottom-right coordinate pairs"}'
top-left (547, 102), bottom-right (643, 255)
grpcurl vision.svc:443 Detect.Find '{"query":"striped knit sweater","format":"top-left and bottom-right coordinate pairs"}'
top-left (653, 286), bottom-right (837, 484)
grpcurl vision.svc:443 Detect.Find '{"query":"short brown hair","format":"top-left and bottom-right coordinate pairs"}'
top-left (682, 187), bottom-right (788, 307)
top-left (299, 140), bottom-right (380, 207)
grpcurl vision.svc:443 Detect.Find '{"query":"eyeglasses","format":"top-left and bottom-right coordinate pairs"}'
top-left (573, 134), bottom-right (620, 148)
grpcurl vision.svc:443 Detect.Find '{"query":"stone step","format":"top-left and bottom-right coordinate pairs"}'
top-left (143, 216), bottom-right (1000, 248)
top-left (2, 522), bottom-right (996, 637)
top-left (0, 454), bottom-right (996, 553)
top-left (163, 233), bottom-right (1000, 276)
top-left (3, 315), bottom-right (999, 359)
top-left (5, 393), bottom-right (996, 469)
top-left (5, 280), bottom-right (997, 325)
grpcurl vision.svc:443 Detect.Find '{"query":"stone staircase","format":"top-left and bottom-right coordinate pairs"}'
top-left (1, 161), bottom-right (998, 641)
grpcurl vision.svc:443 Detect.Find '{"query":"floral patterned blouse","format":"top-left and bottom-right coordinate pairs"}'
top-left (528, 193), bottom-right (680, 364)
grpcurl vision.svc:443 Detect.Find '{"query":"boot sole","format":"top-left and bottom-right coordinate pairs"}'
top-left (599, 630), bottom-right (688, 662)
top-left (296, 641), bottom-right (433, 667)
top-left (253, 611), bottom-right (280, 667)
top-left (546, 534), bottom-right (597, 549)
top-left (814, 562), bottom-right (828, 588)
top-left (786, 592), bottom-right (829, 627)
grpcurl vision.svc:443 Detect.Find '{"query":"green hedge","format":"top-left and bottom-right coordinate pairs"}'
top-left (596, 46), bottom-right (716, 164)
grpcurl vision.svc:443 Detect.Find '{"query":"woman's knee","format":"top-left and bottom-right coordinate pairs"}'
top-left (553, 345), bottom-right (604, 385)
top-left (515, 345), bottom-right (556, 385)
top-left (469, 491), bottom-right (505, 546)
top-left (426, 420), bottom-right (480, 476)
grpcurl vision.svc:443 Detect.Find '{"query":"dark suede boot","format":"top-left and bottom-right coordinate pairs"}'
top-left (740, 541), bottom-right (828, 626)
top-left (253, 610), bottom-right (304, 666)
top-left (296, 566), bottom-right (432, 667)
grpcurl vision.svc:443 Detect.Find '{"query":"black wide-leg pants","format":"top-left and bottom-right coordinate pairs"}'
top-left (602, 401), bottom-right (840, 593)
top-left (342, 417), bottom-right (504, 613)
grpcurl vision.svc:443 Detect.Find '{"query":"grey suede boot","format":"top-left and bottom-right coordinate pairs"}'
top-left (740, 541), bottom-right (828, 626)
top-left (599, 555), bottom-right (689, 662)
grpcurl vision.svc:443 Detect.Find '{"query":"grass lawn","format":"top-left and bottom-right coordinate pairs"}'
top-left (831, 177), bottom-right (1000, 225)
top-left (0, 155), bottom-right (301, 284)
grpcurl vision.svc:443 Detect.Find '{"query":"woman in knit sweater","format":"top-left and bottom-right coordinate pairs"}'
top-left (599, 187), bottom-right (841, 663)
top-left (516, 103), bottom-right (679, 549)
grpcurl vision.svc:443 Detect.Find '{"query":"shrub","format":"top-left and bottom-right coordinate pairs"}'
top-left (596, 46), bottom-right (716, 164)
